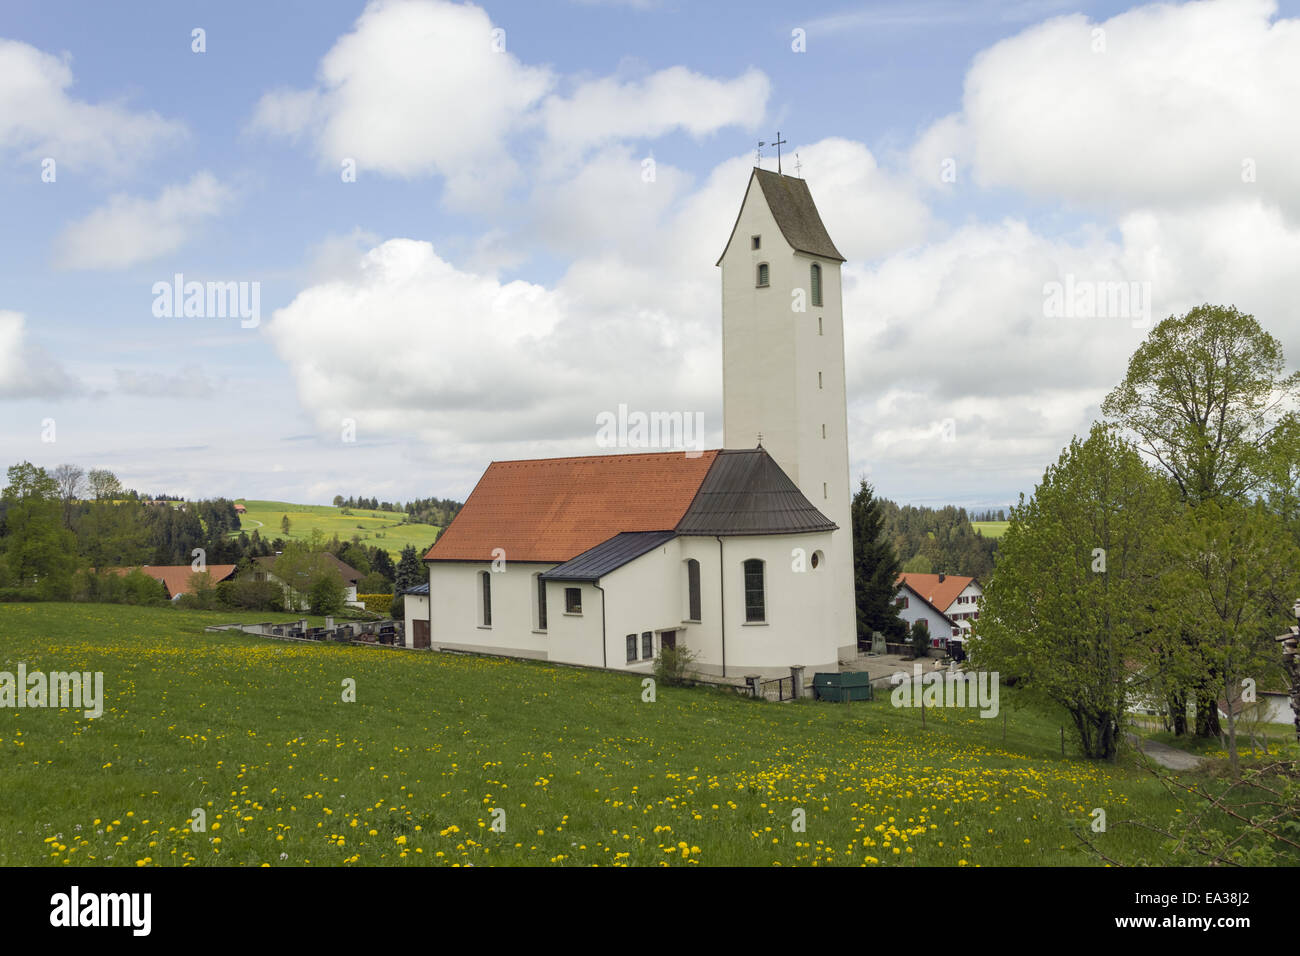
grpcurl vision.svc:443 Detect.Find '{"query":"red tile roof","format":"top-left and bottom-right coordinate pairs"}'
top-left (896, 572), bottom-right (976, 613)
top-left (111, 564), bottom-right (237, 597)
top-left (426, 450), bottom-right (720, 563)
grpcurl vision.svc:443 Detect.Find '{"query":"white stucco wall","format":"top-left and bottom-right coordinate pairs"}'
top-left (401, 593), bottom-right (429, 648)
top-left (946, 581), bottom-right (983, 623)
top-left (424, 561), bottom-right (560, 660)
top-left (894, 587), bottom-right (958, 648)
top-left (719, 173), bottom-right (856, 663)
top-left (420, 528), bottom-right (841, 678)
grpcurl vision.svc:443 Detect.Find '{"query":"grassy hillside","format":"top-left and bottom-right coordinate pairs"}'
top-left (234, 499), bottom-right (441, 557)
top-left (972, 520), bottom-right (1010, 538)
top-left (0, 603), bottom-right (1232, 868)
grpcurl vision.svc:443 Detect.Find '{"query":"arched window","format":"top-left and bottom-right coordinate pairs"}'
top-left (685, 558), bottom-right (701, 622)
top-left (479, 571), bottom-right (492, 627)
top-left (743, 558), bottom-right (765, 623)
top-left (534, 572), bottom-right (547, 631)
top-left (810, 263), bottom-right (822, 307)
top-left (756, 263), bottom-right (769, 288)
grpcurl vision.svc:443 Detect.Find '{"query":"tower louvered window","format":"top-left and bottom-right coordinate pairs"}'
top-left (756, 263), bottom-right (769, 287)
top-left (811, 263), bottom-right (822, 306)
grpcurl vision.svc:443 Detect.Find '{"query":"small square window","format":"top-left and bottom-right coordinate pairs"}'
top-left (642, 631), bottom-right (653, 659)
top-left (565, 587), bottom-right (582, 613)
top-left (751, 235), bottom-right (761, 250)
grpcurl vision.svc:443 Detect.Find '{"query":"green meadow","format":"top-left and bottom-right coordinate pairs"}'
top-left (0, 603), bottom-right (1279, 867)
top-left (971, 521), bottom-right (1010, 538)
top-left (233, 500), bottom-right (441, 558)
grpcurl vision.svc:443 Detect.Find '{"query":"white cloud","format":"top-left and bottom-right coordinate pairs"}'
top-left (53, 172), bottom-right (232, 270)
top-left (0, 37), bottom-right (183, 172)
top-left (254, 0), bottom-right (1300, 507)
top-left (842, 196), bottom-right (1300, 502)
top-left (540, 66), bottom-right (769, 163)
top-left (249, 0), bottom-right (767, 205)
top-left (265, 238), bottom-right (720, 460)
top-left (115, 365), bottom-right (217, 399)
top-left (250, 0), bottom-right (552, 204)
top-left (262, 136), bottom-right (941, 485)
top-left (0, 311), bottom-right (77, 399)
top-left (910, 0), bottom-right (1300, 216)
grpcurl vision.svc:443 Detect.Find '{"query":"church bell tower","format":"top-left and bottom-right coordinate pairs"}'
top-left (716, 165), bottom-right (857, 659)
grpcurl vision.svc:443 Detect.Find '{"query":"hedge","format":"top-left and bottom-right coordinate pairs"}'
top-left (358, 593), bottom-right (393, 614)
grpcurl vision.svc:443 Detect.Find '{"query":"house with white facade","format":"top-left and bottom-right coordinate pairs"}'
top-left (254, 553), bottom-right (365, 610)
top-left (893, 572), bottom-right (982, 652)
top-left (404, 166), bottom-right (859, 677)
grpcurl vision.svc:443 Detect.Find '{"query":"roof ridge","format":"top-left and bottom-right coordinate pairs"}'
top-left (486, 449), bottom-right (721, 467)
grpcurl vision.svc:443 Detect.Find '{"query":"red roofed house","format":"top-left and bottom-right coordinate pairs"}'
top-left (405, 168), bottom-right (859, 677)
top-left (894, 572), bottom-right (983, 652)
top-left (113, 564), bottom-right (237, 600)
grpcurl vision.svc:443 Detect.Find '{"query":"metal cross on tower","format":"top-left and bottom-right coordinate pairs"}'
top-left (793, 153), bottom-right (802, 178)
top-left (772, 132), bottom-right (788, 173)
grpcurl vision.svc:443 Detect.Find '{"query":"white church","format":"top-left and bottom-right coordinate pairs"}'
top-left (402, 166), bottom-right (858, 678)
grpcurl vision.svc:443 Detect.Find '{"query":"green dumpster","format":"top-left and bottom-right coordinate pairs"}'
top-left (813, 672), bottom-right (874, 702)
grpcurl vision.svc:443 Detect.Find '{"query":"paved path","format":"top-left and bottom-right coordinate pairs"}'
top-left (1126, 733), bottom-right (1205, 771)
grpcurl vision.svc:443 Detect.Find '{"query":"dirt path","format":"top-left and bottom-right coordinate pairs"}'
top-left (1126, 733), bottom-right (1205, 771)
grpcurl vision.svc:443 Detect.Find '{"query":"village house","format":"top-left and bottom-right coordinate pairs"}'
top-left (893, 572), bottom-right (983, 652)
top-left (253, 553), bottom-right (364, 610)
top-left (110, 564), bottom-right (237, 600)
top-left (404, 166), bottom-right (858, 677)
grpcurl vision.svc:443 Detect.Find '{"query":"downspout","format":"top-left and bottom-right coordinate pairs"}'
top-left (716, 536), bottom-right (726, 678)
top-left (594, 581), bottom-right (607, 669)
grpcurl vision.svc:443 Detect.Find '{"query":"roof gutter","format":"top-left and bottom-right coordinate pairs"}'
top-left (716, 536), bottom-right (726, 678)
top-left (593, 581), bottom-right (607, 669)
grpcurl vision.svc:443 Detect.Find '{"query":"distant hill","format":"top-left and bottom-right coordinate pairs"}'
top-left (233, 500), bottom-right (443, 558)
top-left (881, 500), bottom-right (1000, 580)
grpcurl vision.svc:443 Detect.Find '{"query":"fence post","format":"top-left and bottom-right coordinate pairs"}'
top-left (745, 674), bottom-right (762, 699)
top-left (790, 665), bottom-right (805, 701)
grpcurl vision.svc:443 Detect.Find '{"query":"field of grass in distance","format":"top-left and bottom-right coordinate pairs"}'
top-left (972, 521), bottom-right (1010, 538)
top-left (0, 603), bottom-right (1246, 867)
top-left (233, 500), bottom-right (441, 558)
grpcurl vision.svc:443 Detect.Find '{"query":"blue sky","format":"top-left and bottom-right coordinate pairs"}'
top-left (3, 0), bottom-right (1299, 510)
